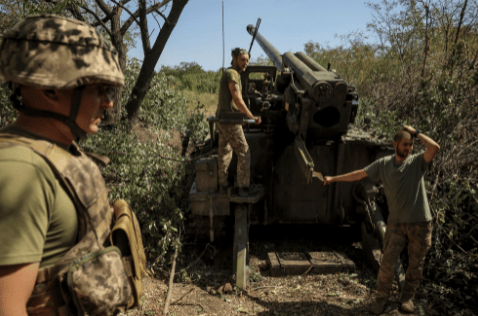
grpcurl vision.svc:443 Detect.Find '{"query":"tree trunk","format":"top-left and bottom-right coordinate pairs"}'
top-left (103, 6), bottom-right (126, 126)
top-left (126, 0), bottom-right (189, 123)
top-left (448, 0), bottom-right (468, 72)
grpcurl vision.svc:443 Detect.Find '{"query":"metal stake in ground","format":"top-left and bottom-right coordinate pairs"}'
top-left (163, 226), bottom-right (181, 315)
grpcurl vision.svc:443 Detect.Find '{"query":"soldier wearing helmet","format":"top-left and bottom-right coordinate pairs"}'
top-left (0, 15), bottom-right (133, 316)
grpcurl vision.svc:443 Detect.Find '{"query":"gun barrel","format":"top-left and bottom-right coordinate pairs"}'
top-left (295, 52), bottom-right (328, 72)
top-left (247, 24), bottom-right (283, 71)
top-left (283, 52), bottom-right (330, 103)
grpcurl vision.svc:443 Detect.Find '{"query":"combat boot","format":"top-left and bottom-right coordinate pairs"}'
top-left (400, 284), bottom-right (416, 313)
top-left (370, 297), bottom-right (389, 315)
top-left (400, 298), bottom-right (414, 313)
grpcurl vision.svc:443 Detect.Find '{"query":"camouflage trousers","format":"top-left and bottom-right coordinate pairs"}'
top-left (216, 123), bottom-right (250, 188)
top-left (376, 221), bottom-right (433, 300)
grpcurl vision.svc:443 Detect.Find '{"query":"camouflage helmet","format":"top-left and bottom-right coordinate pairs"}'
top-left (0, 14), bottom-right (124, 89)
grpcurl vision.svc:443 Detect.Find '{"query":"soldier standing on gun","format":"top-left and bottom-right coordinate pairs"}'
top-left (0, 15), bottom-right (139, 316)
top-left (216, 48), bottom-right (261, 196)
top-left (323, 126), bottom-right (440, 314)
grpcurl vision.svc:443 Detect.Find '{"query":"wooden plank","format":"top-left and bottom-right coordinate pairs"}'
top-left (307, 251), bottom-right (353, 274)
top-left (277, 252), bottom-right (311, 276)
top-left (334, 252), bottom-right (356, 273)
top-left (267, 251), bottom-right (356, 276)
top-left (267, 252), bottom-right (282, 277)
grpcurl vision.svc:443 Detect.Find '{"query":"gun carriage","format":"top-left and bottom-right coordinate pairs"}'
top-left (189, 22), bottom-right (404, 290)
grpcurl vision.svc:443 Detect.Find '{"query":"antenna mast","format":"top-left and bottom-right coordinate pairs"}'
top-left (222, 1), bottom-right (225, 73)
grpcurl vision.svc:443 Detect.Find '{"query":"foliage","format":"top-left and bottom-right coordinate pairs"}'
top-left (304, 39), bottom-right (399, 105)
top-left (0, 0), bottom-right (76, 35)
top-left (19, 0), bottom-right (76, 16)
top-left (123, 59), bottom-right (189, 131)
top-left (82, 58), bottom-right (208, 272)
top-left (0, 82), bottom-right (15, 128)
top-left (161, 62), bottom-right (222, 94)
top-left (304, 0), bottom-right (478, 313)
top-left (250, 54), bottom-right (274, 67)
top-left (84, 122), bottom-right (187, 271)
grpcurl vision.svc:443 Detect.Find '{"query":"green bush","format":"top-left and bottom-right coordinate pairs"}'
top-left (0, 82), bottom-right (15, 129)
top-left (160, 62), bottom-right (222, 94)
top-left (83, 122), bottom-right (188, 271)
top-left (82, 59), bottom-right (208, 272)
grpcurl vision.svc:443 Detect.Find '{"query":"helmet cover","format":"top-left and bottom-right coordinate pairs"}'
top-left (0, 14), bottom-right (124, 89)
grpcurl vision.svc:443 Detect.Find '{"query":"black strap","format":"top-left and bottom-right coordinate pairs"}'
top-left (18, 86), bottom-right (88, 142)
top-left (69, 86), bottom-right (84, 122)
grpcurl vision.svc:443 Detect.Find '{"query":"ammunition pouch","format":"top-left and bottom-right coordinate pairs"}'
top-left (111, 200), bottom-right (147, 309)
top-left (65, 246), bottom-right (132, 315)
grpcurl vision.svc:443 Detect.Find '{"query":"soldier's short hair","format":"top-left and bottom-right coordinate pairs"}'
top-left (394, 130), bottom-right (412, 143)
top-left (231, 48), bottom-right (249, 65)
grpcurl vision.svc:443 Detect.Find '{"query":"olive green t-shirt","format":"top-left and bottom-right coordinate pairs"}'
top-left (364, 152), bottom-right (432, 224)
top-left (216, 67), bottom-right (242, 116)
top-left (0, 127), bottom-right (78, 268)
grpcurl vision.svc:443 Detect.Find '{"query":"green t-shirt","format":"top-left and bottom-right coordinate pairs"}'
top-left (364, 152), bottom-right (432, 224)
top-left (0, 127), bottom-right (78, 268)
top-left (216, 67), bottom-right (242, 116)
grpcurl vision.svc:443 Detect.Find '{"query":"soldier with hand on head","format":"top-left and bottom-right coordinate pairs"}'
top-left (324, 126), bottom-right (440, 315)
top-left (0, 15), bottom-right (144, 316)
top-left (216, 48), bottom-right (261, 197)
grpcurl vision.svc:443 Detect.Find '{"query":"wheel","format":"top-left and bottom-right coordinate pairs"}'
top-left (361, 221), bottom-right (382, 273)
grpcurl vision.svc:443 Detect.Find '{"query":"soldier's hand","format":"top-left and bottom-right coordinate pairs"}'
top-left (403, 125), bottom-right (416, 135)
top-left (254, 116), bottom-right (262, 125)
top-left (323, 176), bottom-right (335, 186)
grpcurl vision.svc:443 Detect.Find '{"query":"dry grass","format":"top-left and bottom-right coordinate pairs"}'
top-left (181, 90), bottom-right (217, 116)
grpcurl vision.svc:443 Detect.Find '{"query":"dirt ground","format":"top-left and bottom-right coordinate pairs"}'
top-left (125, 225), bottom-right (434, 316)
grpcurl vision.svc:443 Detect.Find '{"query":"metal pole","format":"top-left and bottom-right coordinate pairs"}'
top-left (222, 1), bottom-right (225, 73)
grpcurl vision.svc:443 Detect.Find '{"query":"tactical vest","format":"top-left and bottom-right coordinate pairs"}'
top-left (0, 134), bottom-right (146, 316)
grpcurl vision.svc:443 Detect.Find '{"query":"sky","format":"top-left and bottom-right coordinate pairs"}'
top-left (127, 0), bottom-right (384, 71)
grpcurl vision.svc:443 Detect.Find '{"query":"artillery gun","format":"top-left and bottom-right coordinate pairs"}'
top-left (189, 23), bottom-right (404, 290)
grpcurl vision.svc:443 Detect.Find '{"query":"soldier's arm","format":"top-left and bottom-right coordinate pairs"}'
top-left (0, 262), bottom-right (39, 316)
top-left (403, 126), bottom-right (440, 163)
top-left (228, 81), bottom-right (261, 125)
top-left (323, 169), bottom-right (368, 186)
